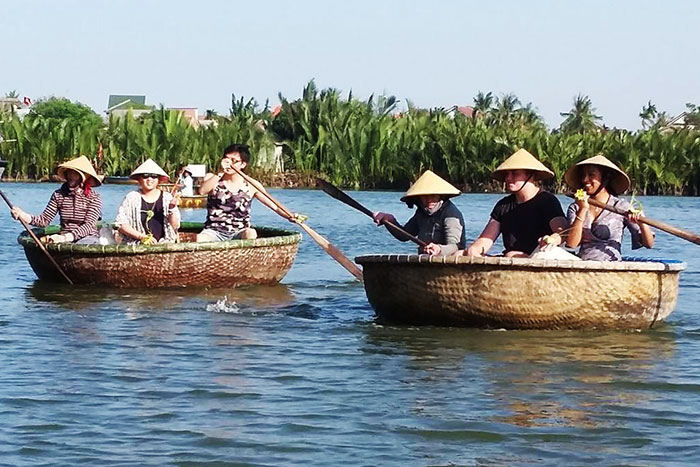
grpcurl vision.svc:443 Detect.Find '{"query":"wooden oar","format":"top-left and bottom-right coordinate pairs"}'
top-left (316, 177), bottom-right (428, 248)
top-left (568, 194), bottom-right (700, 246)
top-left (0, 189), bottom-right (74, 284)
top-left (170, 168), bottom-right (185, 195)
top-left (231, 167), bottom-right (363, 281)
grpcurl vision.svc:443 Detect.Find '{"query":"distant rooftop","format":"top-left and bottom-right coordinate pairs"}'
top-left (107, 94), bottom-right (147, 111)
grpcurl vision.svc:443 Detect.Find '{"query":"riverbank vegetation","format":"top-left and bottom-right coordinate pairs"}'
top-left (2, 83), bottom-right (700, 195)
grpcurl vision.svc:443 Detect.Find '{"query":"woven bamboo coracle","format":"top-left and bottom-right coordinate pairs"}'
top-left (355, 254), bottom-right (686, 330)
top-left (179, 195), bottom-right (207, 209)
top-left (19, 222), bottom-right (301, 288)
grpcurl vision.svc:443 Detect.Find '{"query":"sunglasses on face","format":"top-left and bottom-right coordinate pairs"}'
top-left (139, 174), bottom-right (160, 180)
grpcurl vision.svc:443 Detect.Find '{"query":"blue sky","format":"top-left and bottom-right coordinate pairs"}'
top-left (2, 0), bottom-right (698, 129)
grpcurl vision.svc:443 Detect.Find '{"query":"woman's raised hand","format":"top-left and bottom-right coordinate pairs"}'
top-left (220, 158), bottom-right (234, 174)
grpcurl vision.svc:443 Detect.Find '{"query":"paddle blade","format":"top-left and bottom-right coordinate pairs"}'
top-left (315, 178), bottom-right (374, 218)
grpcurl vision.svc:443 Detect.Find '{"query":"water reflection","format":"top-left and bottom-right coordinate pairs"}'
top-left (26, 281), bottom-right (296, 312)
top-left (363, 325), bottom-right (676, 429)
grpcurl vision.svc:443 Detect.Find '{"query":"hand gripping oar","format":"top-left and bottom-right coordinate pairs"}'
top-left (316, 177), bottom-right (428, 248)
top-left (567, 194), bottom-right (700, 246)
top-left (0, 189), bottom-right (74, 284)
top-left (231, 167), bottom-right (363, 281)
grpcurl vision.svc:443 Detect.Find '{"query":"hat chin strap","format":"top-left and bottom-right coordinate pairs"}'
top-left (513, 172), bottom-right (534, 193)
top-left (591, 172), bottom-right (612, 197)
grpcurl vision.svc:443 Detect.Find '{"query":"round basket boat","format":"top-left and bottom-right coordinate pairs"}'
top-left (19, 222), bottom-right (301, 288)
top-left (179, 195), bottom-right (207, 209)
top-left (355, 254), bottom-right (686, 330)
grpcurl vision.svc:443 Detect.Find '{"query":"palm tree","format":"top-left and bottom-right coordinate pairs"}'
top-left (559, 94), bottom-right (602, 134)
top-left (473, 91), bottom-right (494, 118)
top-left (639, 101), bottom-right (658, 129)
top-left (491, 93), bottom-right (521, 126)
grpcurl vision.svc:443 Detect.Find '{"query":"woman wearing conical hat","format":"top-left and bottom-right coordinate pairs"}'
top-left (10, 155), bottom-right (103, 244)
top-left (115, 159), bottom-right (181, 244)
top-left (564, 154), bottom-right (654, 261)
top-left (372, 170), bottom-right (466, 256)
top-left (462, 148), bottom-right (567, 258)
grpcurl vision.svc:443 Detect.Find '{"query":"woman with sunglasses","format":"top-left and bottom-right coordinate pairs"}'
top-left (115, 159), bottom-right (181, 244)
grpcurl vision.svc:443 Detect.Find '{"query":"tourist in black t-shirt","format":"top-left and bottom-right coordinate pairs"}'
top-left (462, 148), bottom-right (567, 258)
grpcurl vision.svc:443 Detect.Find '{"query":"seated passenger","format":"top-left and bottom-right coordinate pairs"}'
top-left (180, 168), bottom-right (194, 197)
top-left (197, 144), bottom-right (292, 242)
top-left (462, 148), bottom-right (566, 258)
top-left (564, 154), bottom-right (654, 261)
top-left (373, 170), bottom-right (466, 256)
top-left (11, 155), bottom-right (102, 244)
top-left (115, 159), bottom-right (181, 244)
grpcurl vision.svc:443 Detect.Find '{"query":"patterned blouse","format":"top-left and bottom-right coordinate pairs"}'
top-left (115, 190), bottom-right (179, 243)
top-left (30, 183), bottom-right (102, 240)
top-left (204, 181), bottom-right (253, 233)
top-left (566, 195), bottom-right (643, 261)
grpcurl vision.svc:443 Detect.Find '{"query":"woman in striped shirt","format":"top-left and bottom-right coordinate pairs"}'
top-left (11, 156), bottom-right (102, 244)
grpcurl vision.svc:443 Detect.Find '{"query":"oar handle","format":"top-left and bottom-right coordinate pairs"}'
top-left (231, 168), bottom-right (363, 281)
top-left (170, 168), bottom-right (185, 195)
top-left (568, 194), bottom-right (700, 246)
top-left (0, 189), bottom-right (74, 284)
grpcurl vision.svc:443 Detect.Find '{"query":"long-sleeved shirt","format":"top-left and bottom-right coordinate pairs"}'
top-left (30, 183), bottom-right (102, 240)
top-left (386, 199), bottom-right (466, 256)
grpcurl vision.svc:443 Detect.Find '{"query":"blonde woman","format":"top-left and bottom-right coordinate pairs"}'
top-left (115, 159), bottom-right (181, 244)
top-left (462, 148), bottom-right (567, 258)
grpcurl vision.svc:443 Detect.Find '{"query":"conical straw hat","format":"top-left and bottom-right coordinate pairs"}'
top-left (400, 170), bottom-right (461, 203)
top-left (57, 155), bottom-right (102, 186)
top-left (492, 148), bottom-right (554, 182)
top-left (130, 159), bottom-right (170, 183)
top-left (564, 154), bottom-right (630, 194)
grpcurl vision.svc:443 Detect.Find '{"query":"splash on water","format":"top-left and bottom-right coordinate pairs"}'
top-left (206, 296), bottom-right (240, 314)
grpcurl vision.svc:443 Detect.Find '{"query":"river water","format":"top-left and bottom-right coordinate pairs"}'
top-left (1, 182), bottom-right (700, 465)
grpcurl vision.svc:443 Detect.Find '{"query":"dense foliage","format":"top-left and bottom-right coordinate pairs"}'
top-left (2, 84), bottom-right (700, 195)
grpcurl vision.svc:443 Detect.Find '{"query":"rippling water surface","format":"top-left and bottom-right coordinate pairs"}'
top-left (1, 182), bottom-right (700, 465)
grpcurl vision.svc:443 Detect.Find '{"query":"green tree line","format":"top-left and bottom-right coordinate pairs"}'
top-left (2, 85), bottom-right (700, 195)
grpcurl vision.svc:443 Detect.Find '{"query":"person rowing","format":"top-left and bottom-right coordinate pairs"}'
top-left (11, 155), bottom-right (103, 244)
top-left (563, 154), bottom-right (654, 260)
top-left (115, 159), bottom-right (181, 244)
top-left (461, 148), bottom-right (567, 258)
top-left (373, 170), bottom-right (466, 256)
top-left (197, 144), bottom-right (297, 242)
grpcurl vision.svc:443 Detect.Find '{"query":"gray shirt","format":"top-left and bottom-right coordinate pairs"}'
top-left (387, 200), bottom-right (466, 256)
top-left (566, 195), bottom-right (643, 261)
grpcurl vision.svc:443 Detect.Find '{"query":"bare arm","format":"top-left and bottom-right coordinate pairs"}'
top-left (198, 172), bottom-right (222, 195)
top-left (464, 218), bottom-right (500, 256)
top-left (566, 200), bottom-right (587, 248)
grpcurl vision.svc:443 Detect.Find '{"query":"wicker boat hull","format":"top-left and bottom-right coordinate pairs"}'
top-left (356, 255), bottom-right (686, 330)
top-left (19, 223), bottom-right (301, 288)
top-left (179, 195), bottom-right (207, 209)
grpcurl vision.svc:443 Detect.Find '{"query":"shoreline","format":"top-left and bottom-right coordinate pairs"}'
top-left (0, 176), bottom-right (691, 197)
